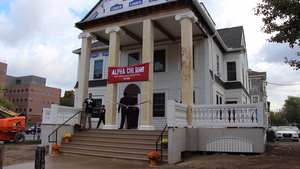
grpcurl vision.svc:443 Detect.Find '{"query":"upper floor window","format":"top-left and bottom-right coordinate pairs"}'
top-left (154, 49), bottom-right (166, 72)
top-left (227, 62), bottom-right (236, 81)
top-left (31, 88), bottom-right (34, 92)
top-left (252, 96), bottom-right (259, 103)
top-left (217, 55), bottom-right (220, 76)
top-left (94, 60), bottom-right (103, 79)
top-left (0, 70), bottom-right (3, 76)
top-left (128, 53), bottom-right (139, 66)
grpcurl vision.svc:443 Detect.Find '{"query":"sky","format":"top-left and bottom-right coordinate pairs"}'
top-left (0, 0), bottom-right (299, 112)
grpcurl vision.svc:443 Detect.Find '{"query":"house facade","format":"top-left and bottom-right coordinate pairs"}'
top-left (73, 0), bottom-right (251, 129)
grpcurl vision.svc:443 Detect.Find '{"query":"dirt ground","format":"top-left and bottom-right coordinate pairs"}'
top-left (3, 141), bottom-right (300, 168)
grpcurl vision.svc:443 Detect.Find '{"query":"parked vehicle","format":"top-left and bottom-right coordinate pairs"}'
top-left (25, 126), bottom-right (41, 134)
top-left (25, 126), bottom-right (35, 134)
top-left (276, 127), bottom-right (299, 142)
top-left (287, 126), bottom-right (300, 138)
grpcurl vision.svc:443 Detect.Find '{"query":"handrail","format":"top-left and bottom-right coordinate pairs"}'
top-left (156, 124), bottom-right (168, 161)
top-left (48, 111), bottom-right (83, 145)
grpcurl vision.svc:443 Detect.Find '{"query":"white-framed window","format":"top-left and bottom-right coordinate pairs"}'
top-left (128, 52), bottom-right (140, 66)
top-left (153, 93), bottom-right (165, 117)
top-left (94, 60), bottom-right (103, 79)
top-left (251, 96), bottom-right (259, 103)
top-left (227, 62), bottom-right (236, 81)
top-left (154, 49), bottom-right (166, 72)
top-left (217, 55), bottom-right (220, 76)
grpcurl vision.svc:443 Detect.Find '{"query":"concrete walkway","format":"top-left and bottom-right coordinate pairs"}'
top-left (4, 154), bottom-right (165, 169)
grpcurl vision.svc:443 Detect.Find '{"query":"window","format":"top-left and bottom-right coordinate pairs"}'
top-left (16, 98), bottom-right (18, 102)
top-left (227, 62), bottom-right (236, 81)
top-left (216, 94), bottom-right (222, 104)
top-left (43, 91), bottom-right (46, 94)
top-left (94, 60), bottom-right (103, 79)
top-left (128, 53), bottom-right (139, 66)
top-left (30, 98), bottom-right (33, 102)
top-left (13, 89), bottom-right (15, 93)
top-left (31, 88), bottom-right (34, 92)
top-left (17, 89), bottom-right (20, 92)
top-left (25, 98), bottom-right (27, 102)
top-left (252, 96), bottom-right (259, 103)
top-left (16, 79), bottom-right (21, 84)
top-left (20, 98), bottom-right (23, 102)
top-left (43, 100), bottom-right (45, 104)
top-left (28, 117), bottom-right (31, 122)
top-left (48, 92), bottom-right (50, 95)
top-left (0, 70), bottom-right (3, 76)
top-left (26, 88), bottom-right (28, 92)
top-left (12, 99), bottom-right (14, 102)
top-left (19, 108), bottom-right (22, 112)
top-left (153, 93), bottom-right (165, 117)
top-left (154, 49), bottom-right (166, 72)
top-left (29, 108), bottom-right (32, 112)
top-left (24, 108), bottom-right (26, 112)
top-left (217, 55), bottom-right (220, 76)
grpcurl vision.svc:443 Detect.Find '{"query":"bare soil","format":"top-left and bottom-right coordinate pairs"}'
top-left (3, 141), bottom-right (300, 168)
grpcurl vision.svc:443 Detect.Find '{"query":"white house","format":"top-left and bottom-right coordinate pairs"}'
top-left (42, 0), bottom-right (267, 164)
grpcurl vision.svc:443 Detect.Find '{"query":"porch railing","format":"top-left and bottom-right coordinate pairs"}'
top-left (191, 102), bottom-right (266, 128)
top-left (167, 100), bottom-right (188, 127)
top-left (42, 104), bottom-right (81, 125)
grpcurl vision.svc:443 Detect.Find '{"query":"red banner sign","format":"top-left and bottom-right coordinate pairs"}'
top-left (107, 63), bottom-right (149, 84)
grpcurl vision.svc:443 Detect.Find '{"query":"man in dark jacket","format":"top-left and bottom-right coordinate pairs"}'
top-left (81, 93), bottom-right (96, 129)
top-left (118, 92), bottom-right (133, 129)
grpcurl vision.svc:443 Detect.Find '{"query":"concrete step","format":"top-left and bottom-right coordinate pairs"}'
top-left (60, 129), bottom-right (169, 162)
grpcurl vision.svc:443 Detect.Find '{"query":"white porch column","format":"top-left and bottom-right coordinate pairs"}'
top-left (139, 19), bottom-right (155, 130)
top-left (175, 11), bottom-right (198, 125)
top-left (76, 32), bottom-right (96, 108)
top-left (103, 26), bottom-right (124, 129)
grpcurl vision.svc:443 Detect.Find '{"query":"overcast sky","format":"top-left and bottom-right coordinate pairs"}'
top-left (0, 0), bottom-right (299, 112)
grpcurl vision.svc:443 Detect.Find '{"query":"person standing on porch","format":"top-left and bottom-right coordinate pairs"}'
top-left (118, 92), bottom-right (133, 129)
top-left (132, 106), bottom-right (139, 129)
top-left (81, 93), bottom-right (95, 130)
top-left (96, 105), bottom-right (106, 128)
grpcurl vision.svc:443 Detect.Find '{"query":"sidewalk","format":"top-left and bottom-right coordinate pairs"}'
top-left (4, 154), bottom-right (165, 169)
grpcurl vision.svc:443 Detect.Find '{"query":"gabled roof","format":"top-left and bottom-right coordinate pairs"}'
top-left (217, 26), bottom-right (244, 49)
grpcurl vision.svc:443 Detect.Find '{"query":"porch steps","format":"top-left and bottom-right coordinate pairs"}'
top-left (59, 129), bottom-right (168, 161)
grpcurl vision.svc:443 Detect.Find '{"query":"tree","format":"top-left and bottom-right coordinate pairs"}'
top-left (270, 111), bottom-right (287, 125)
top-left (60, 90), bottom-right (75, 107)
top-left (282, 96), bottom-right (300, 124)
top-left (0, 86), bottom-right (15, 111)
top-left (254, 0), bottom-right (300, 70)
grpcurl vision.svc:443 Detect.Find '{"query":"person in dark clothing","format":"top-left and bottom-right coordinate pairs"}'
top-left (96, 105), bottom-right (106, 128)
top-left (118, 92), bottom-right (133, 129)
top-left (81, 93), bottom-right (96, 129)
top-left (132, 106), bottom-right (139, 129)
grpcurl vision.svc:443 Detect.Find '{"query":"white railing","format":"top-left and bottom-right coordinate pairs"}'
top-left (191, 102), bottom-right (265, 128)
top-left (42, 104), bottom-right (81, 125)
top-left (167, 100), bottom-right (188, 127)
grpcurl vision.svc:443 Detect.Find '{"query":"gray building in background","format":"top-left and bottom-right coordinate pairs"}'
top-left (248, 69), bottom-right (270, 124)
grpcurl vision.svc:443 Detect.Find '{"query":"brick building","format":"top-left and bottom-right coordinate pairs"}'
top-left (0, 62), bottom-right (61, 126)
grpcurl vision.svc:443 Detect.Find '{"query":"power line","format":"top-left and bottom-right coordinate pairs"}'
top-left (249, 76), bottom-right (300, 86)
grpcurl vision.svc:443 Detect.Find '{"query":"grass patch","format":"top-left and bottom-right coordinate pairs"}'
top-left (7, 147), bottom-right (20, 151)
